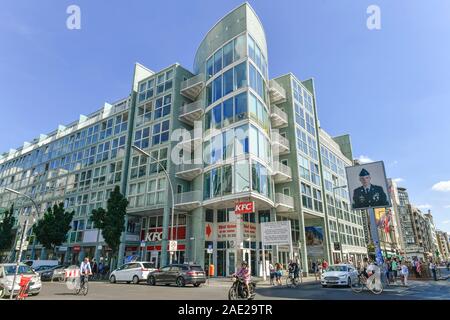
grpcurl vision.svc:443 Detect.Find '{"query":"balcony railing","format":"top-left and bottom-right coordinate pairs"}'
top-left (271, 132), bottom-right (290, 155)
top-left (179, 100), bottom-right (204, 125)
top-left (275, 193), bottom-right (294, 212)
top-left (269, 79), bottom-right (287, 105)
top-left (180, 74), bottom-right (205, 100)
top-left (272, 161), bottom-right (292, 183)
top-left (175, 162), bottom-right (203, 181)
top-left (174, 191), bottom-right (202, 210)
top-left (270, 105), bottom-right (288, 128)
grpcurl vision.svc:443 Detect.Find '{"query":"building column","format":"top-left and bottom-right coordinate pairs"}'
top-left (160, 205), bottom-right (170, 267)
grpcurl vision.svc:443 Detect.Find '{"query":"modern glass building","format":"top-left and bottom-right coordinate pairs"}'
top-left (0, 3), bottom-right (367, 274)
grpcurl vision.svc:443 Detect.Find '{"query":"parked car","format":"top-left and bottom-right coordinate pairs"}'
top-left (0, 263), bottom-right (42, 297)
top-left (37, 264), bottom-right (68, 281)
top-left (147, 264), bottom-right (206, 287)
top-left (321, 264), bottom-right (358, 287)
top-left (109, 262), bottom-right (156, 284)
top-left (24, 260), bottom-right (58, 270)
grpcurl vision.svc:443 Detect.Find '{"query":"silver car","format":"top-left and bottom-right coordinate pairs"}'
top-left (321, 264), bottom-right (359, 287)
top-left (0, 263), bottom-right (42, 297)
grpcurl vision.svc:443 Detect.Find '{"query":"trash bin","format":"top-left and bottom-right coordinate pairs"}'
top-left (209, 264), bottom-right (214, 277)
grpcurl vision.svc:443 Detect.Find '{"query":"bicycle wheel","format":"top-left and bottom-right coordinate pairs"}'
top-left (81, 282), bottom-right (89, 296)
top-left (351, 277), bottom-right (364, 293)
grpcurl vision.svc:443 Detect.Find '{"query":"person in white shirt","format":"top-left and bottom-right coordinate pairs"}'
top-left (80, 257), bottom-right (92, 287)
top-left (400, 261), bottom-right (409, 286)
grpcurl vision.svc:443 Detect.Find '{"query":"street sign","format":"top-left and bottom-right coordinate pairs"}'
top-left (207, 244), bottom-right (213, 254)
top-left (140, 240), bottom-right (146, 248)
top-left (235, 201), bottom-right (254, 214)
top-left (15, 240), bottom-right (29, 251)
top-left (169, 240), bottom-right (177, 252)
top-left (58, 246), bottom-right (68, 252)
top-left (261, 221), bottom-right (292, 246)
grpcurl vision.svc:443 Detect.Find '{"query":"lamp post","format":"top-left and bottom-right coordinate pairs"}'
top-left (333, 185), bottom-right (346, 263)
top-left (131, 145), bottom-right (175, 265)
top-left (190, 237), bottom-right (196, 263)
top-left (5, 188), bottom-right (40, 300)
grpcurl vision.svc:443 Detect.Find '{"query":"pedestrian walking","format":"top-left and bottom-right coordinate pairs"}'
top-left (91, 258), bottom-right (98, 279)
top-left (391, 258), bottom-right (398, 283)
top-left (400, 260), bottom-right (409, 286)
top-left (269, 263), bottom-right (275, 285)
top-left (430, 260), bottom-right (437, 281)
top-left (322, 259), bottom-right (329, 272)
top-left (275, 262), bottom-right (283, 285)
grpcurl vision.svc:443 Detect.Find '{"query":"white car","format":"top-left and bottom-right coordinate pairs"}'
top-left (109, 261), bottom-right (156, 284)
top-left (321, 264), bottom-right (359, 287)
top-left (0, 263), bottom-right (42, 297)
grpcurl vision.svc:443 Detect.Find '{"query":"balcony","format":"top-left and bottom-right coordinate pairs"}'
top-left (269, 79), bottom-right (287, 105)
top-left (174, 191), bottom-right (202, 211)
top-left (179, 100), bottom-right (204, 126)
top-left (175, 162), bottom-right (203, 181)
top-left (180, 74), bottom-right (205, 100)
top-left (178, 130), bottom-right (203, 152)
top-left (270, 105), bottom-right (288, 128)
top-left (272, 161), bottom-right (292, 183)
top-left (271, 132), bottom-right (290, 155)
top-left (275, 193), bottom-right (294, 212)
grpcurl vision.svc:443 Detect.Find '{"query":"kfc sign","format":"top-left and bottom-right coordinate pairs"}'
top-left (146, 231), bottom-right (163, 242)
top-left (235, 201), bottom-right (255, 214)
top-left (143, 226), bottom-right (186, 242)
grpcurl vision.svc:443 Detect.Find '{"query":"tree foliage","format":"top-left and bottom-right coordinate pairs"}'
top-left (90, 186), bottom-right (128, 255)
top-left (0, 205), bottom-right (16, 251)
top-left (34, 203), bottom-right (74, 250)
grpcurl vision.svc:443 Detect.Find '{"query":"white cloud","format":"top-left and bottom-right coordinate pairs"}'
top-left (442, 220), bottom-right (450, 224)
top-left (432, 181), bottom-right (450, 192)
top-left (444, 205), bottom-right (450, 209)
top-left (393, 178), bottom-right (404, 183)
top-left (357, 155), bottom-right (374, 164)
top-left (416, 204), bottom-right (432, 210)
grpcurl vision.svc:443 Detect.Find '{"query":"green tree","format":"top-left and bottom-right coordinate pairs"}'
top-left (0, 205), bottom-right (16, 253)
top-left (33, 203), bottom-right (74, 255)
top-left (90, 186), bottom-right (128, 268)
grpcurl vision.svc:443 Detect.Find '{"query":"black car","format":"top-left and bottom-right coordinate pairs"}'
top-left (37, 265), bottom-right (68, 281)
top-left (147, 264), bottom-right (206, 287)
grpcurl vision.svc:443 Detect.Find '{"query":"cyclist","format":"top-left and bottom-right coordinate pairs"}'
top-left (359, 257), bottom-right (369, 280)
top-left (80, 257), bottom-right (92, 288)
top-left (235, 261), bottom-right (251, 295)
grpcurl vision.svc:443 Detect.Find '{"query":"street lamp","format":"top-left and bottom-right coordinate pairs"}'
top-left (333, 185), bottom-right (347, 263)
top-left (190, 237), bottom-right (196, 263)
top-left (131, 145), bottom-right (175, 265)
top-left (4, 188), bottom-right (40, 300)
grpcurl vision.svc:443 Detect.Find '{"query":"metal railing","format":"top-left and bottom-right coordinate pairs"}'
top-left (269, 79), bottom-right (286, 98)
top-left (175, 162), bottom-right (203, 173)
top-left (181, 73), bottom-right (205, 91)
top-left (275, 193), bottom-right (294, 208)
top-left (271, 105), bottom-right (288, 122)
top-left (273, 161), bottom-right (292, 177)
top-left (271, 132), bottom-right (290, 149)
top-left (175, 191), bottom-right (202, 205)
top-left (179, 100), bottom-right (204, 116)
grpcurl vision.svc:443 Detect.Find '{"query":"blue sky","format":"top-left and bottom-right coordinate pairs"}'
top-left (0, 0), bottom-right (449, 232)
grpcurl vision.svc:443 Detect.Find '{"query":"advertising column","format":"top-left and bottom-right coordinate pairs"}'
top-left (346, 161), bottom-right (391, 265)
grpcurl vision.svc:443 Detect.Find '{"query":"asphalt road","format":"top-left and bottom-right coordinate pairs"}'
top-left (13, 277), bottom-right (449, 300)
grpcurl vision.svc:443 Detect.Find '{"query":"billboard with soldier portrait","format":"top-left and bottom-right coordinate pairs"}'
top-left (345, 161), bottom-right (391, 210)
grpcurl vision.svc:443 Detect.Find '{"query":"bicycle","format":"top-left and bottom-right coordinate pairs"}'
top-left (75, 273), bottom-right (90, 296)
top-left (285, 272), bottom-right (300, 288)
top-left (351, 273), bottom-right (383, 295)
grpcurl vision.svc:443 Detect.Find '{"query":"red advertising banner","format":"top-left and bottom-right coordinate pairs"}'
top-left (235, 201), bottom-right (255, 214)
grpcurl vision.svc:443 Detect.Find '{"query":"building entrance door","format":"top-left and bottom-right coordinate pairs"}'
top-left (146, 251), bottom-right (159, 268)
top-left (227, 250), bottom-right (236, 276)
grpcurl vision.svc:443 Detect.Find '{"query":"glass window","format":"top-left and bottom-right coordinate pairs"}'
top-left (223, 98), bottom-right (234, 127)
top-left (252, 162), bottom-right (260, 192)
top-left (212, 167), bottom-right (222, 197)
top-left (235, 161), bottom-right (249, 193)
top-left (206, 57), bottom-right (213, 79)
top-left (249, 64), bottom-right (257, 91)
top-left (223, 41), bottom-right (233, 68)
top-left (234, 34), bottom-right (246, 61)
top-left (206, 209), bottom-right (214, 222)
top-left (234, 124), bottom-right (249, 155)
top-left (205, 110), bottom-right (212, 132)
top-left (248, 35), bottom-right (255, 61)
top-left (213, 48), bottom-right (223, 75)
top-left (204, 171), bottom-right (211, 200)
top-left (234, 62), bottom-right (247, 90)
top-left (213, 76), bottom-right (222, 102)
top-left (212, 104), bottom-right (222, 129)
top-left (255, 44), bottom-right (261, 70)
top-left (250, 125), bottom-right (259, 156)
top-left (223, 165), bottom-right (232, 195)
top-left (206, 83), bottom-right (213, 106)
top-left (223, 69), bottom-right (234, 96)
top-left (234, 92), bottom-right (247, 123)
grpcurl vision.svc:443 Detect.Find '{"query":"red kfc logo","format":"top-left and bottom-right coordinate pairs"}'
top-left (235, 201), bottom-right (255, 214)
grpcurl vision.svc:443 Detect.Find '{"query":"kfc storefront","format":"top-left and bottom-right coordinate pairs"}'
top-left (139, 213), bottom-right (187, 268)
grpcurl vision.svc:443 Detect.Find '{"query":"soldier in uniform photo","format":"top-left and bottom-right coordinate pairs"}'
top-left (352, 168), bottom-right (389, 209)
